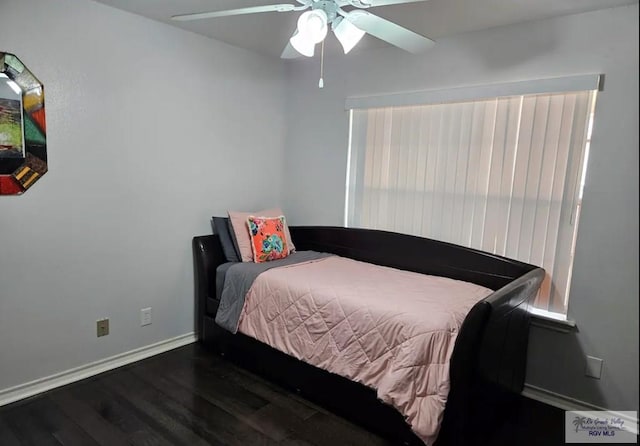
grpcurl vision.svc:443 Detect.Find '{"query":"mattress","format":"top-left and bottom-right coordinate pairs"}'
top-left (234, 255), bottom-right (493, 445)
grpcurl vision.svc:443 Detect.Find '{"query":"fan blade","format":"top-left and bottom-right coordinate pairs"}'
top-left (281, 41), bottom-right (303, 59)
top-left (362, 0), bottom-right (428, 6)
top-left (171, 4), bottom-right (297, 21)
top-left (337, 0), bottom-right (427, 7)
top-left (345, 10), bottom-right (434, 53)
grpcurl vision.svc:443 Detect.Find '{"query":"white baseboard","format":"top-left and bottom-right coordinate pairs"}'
top-left (522, 383), bottom-right (639, 426)
top-left (0, 332), bottom-right (197, 407)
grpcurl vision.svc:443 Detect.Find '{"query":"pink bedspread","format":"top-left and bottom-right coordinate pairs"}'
top-left (237, 256), bottom-right (493, 445)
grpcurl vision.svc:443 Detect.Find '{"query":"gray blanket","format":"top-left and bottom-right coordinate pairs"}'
top-left (215, 251), bottom-right (333, 333)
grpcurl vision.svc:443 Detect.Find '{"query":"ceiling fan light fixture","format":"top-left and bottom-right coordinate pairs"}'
top-left (170, 2), bottom-right (437, 61)
top-left (290, 31), bottom-right (316, 57)
top-left (297, 9), bottom-right (328, 44)
top-left (290, 9), bottom-right (328, 57)
top-left (333, 16), bottom-right (366, 54)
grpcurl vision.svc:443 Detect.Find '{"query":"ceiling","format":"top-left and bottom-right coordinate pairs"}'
top-left (93, 0), bottom-right (638, 58)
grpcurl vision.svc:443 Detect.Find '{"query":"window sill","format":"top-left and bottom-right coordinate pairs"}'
top-left (530, 310), bottom-right (577, 333)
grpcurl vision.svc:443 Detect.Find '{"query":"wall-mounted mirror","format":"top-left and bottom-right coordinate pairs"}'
top-left (0, 52), bottom-right (47, 195)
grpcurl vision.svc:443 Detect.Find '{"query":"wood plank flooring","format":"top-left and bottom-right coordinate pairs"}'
top-left (0, 343), bottom-right (572, 445)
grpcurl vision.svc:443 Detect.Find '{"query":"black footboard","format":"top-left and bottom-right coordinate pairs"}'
top-left (192, 226), bottom-right (544, 445)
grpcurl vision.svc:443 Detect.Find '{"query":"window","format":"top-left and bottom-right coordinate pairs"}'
top-left (345, 77), bottom-right (599, 314)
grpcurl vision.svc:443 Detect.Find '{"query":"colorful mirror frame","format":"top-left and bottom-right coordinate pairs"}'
top-left (0, 52), bottom-right (46, 195)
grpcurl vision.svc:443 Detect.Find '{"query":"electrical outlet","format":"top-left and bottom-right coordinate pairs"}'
top-left (585, 356), bottom-right (603, 379)
top-left (140, 307), bottom-right (152, 326)
top-left (97, 318), bottom-right (109, 337)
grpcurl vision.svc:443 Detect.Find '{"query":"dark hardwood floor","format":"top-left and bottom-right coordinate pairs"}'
top-left (0, 343), bottom-right (576, 446)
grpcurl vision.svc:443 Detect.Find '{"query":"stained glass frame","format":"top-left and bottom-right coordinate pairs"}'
top-left (0, 52), bottom-right (47, 195)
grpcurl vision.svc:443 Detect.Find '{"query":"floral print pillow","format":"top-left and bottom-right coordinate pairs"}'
top-left (247, 216), bottom-right (290, 263)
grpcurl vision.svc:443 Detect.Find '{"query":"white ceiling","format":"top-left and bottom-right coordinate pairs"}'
top-left (93, 0), bottom-right (638, 58)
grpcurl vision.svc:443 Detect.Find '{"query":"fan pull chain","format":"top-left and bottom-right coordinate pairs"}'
top-left (319, 40), bottom-right (325, 89)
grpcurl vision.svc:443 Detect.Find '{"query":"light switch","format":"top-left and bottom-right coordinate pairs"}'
top-left (585, 356), bottom-right (603, 379)
top-left (141, 307), bottom-right (152, 326)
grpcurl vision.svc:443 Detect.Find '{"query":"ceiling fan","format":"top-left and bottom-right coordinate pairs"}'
top-left (171, 0), bottom-right (434, 59)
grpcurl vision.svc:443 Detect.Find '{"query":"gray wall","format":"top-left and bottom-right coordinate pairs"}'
top-left (0, 0), bottom-right (286, 391)
top-left (0, 0), bottom-right (637, 414)
top-left (283, 5), bottom-right (639, 411)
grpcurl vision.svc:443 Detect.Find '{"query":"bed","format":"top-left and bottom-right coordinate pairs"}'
top-left (193, 226), bottom-right (545, 445)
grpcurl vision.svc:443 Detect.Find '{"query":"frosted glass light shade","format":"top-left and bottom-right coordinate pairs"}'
top-left (298, 10), bottom-right (328, 44)
top-left (333, 16), bottom-right (366, 54)
top-left (290, 9), bottom-right (329, 57)
top-left (290, 31), bottom-right (316, 57)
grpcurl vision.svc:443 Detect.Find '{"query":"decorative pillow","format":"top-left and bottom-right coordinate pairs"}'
top-left (211, 217), bottom-right (241, 263)
top-left (247, 216), bottom-right (289, 263)
top-left (228, 208), bottom-right (296, 262)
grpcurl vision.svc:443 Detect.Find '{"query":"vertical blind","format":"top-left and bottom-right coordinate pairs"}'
top-left (346, 90), bottom-right (597, 313)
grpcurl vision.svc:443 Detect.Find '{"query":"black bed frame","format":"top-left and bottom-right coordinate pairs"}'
top-left (193, 226), bottom-right (545, 445)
